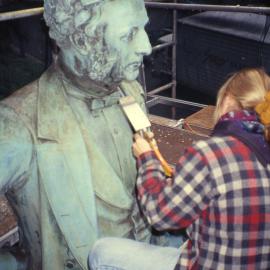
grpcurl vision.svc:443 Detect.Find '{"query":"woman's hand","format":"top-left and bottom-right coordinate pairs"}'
top-left (132, 133), bottom-right (152, 158)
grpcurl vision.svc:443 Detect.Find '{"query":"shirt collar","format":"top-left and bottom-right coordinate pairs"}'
top-left (55, 64), bottom-right (123, 110)
top-left (62, 79), bottom-right (123, 110)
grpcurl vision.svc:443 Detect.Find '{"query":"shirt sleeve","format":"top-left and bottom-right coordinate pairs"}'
top-left (0, 105), bottom-right (33, 193)
top-left (136, 145), bottom-right (213, 231)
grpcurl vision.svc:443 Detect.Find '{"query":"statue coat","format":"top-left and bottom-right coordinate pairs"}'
top-left (0, 66), bottom-right (151, 270)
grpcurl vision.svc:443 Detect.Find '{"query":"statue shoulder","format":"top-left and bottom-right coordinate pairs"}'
top-left (0, 68), bottom-right (56, 132)
top-left (1, 79), bottom-right (39, 119)
top-left (1, 66), bottom-right (57, 115)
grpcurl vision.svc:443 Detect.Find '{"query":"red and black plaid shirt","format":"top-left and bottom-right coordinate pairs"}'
top-left (137, 135), bottom-right (270, 269)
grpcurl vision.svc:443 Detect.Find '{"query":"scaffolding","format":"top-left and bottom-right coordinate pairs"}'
top-left (144, 1), bottom-right (270, 117)
top-left (1, 2), bottom-right (270, 116)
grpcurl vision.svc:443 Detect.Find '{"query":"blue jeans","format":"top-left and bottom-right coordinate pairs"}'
top-left (88, 237), bottom-right (182, 270)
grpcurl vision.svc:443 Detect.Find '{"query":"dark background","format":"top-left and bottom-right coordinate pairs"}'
top-left (145, 1), bottom-right (270, 107)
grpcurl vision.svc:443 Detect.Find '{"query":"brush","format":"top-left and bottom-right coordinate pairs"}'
top-left (119, 95), bottom-right (173, 177)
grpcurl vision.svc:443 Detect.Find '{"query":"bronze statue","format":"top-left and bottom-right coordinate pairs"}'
top-left (0, 0), bottom-right (154, 269)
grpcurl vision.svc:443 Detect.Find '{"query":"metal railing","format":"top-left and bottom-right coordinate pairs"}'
top-left (145, 2), bottom-right (270, 14)
top-left (2, 2), bottom-right (270, 111)
top-left (0, 7), bottom-right (44, 22)
top-left (144, 1), bottom-right (270, 111)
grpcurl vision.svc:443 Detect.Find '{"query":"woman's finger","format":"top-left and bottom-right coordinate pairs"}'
top-left (132, 134), bottom-right (152, 158)
top-left (134, 133), bottom-right (142, 141)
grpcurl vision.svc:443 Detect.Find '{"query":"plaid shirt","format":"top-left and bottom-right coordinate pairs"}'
top-left (137, 135), bottom-right (270, 270)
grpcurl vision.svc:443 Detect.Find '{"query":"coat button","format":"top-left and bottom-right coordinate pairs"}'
top-left (66, 259), bottom-right (74, 268)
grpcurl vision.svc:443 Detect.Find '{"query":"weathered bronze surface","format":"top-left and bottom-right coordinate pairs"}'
top-left (0, 1), bottom-right (155, 269)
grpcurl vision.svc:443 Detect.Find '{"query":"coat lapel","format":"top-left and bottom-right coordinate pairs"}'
top-left (36, 69), bottom-right (98, 268)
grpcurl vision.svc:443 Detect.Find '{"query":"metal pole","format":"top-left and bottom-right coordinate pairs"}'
top-left (148, 94), bottom-right (206, 108)
top-left (172, 0), bottom-right (177, 100)
top-left (170, 0), bottom-right (178, 119)
top-left (0, 7), bottom-right (44, 22)
top-left (148, 82), bottom-right (174, 95)
top-left (145, 2), bottom-right (270, 14)
top-left (152, 41), bottom-right (174, 52)
top-left (140, 64), bottom-right (147, 95)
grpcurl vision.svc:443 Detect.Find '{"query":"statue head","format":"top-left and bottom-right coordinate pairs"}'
top-left (44, 0), bottom-right (152, 85)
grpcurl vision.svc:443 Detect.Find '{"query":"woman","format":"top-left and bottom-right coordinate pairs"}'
top-left (89, 68), bottom-right (270, 270)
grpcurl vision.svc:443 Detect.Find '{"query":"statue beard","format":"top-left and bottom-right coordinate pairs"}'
top-left (83, 42), bottom-right (124, 85)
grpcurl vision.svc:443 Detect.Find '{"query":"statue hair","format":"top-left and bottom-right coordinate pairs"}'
top-left (43, 0), bottom-right (109, 48)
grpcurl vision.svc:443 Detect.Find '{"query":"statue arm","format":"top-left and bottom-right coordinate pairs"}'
top-left (0, 105), bottom-right (33, 192)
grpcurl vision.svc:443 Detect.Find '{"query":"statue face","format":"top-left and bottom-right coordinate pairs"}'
top-left (72, 0), bottom-right (152, 83)
top-left (99, 0), bottom-right (152, 82)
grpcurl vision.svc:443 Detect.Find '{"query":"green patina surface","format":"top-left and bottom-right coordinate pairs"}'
top-left (0, 1), bottom-right (155, 269)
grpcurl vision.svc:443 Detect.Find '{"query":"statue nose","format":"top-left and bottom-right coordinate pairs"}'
top-left (135, 29), bottom-right (152, 56)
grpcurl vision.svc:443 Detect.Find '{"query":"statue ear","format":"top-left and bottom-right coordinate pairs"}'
top-left (70, 31), bottom-right (88, 55)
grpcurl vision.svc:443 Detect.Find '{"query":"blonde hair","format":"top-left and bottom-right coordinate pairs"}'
top-left (214, 67), bottom-right (270, 142)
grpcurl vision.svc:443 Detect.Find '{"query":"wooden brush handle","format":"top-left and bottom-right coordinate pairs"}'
top-left (144, 132), bottom-right (173, 177)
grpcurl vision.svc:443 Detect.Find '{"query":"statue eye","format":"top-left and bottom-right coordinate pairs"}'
top-left (121, 28), bottom-right (139, 42)
top-left (127, 31), bottom-right (135, 41)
